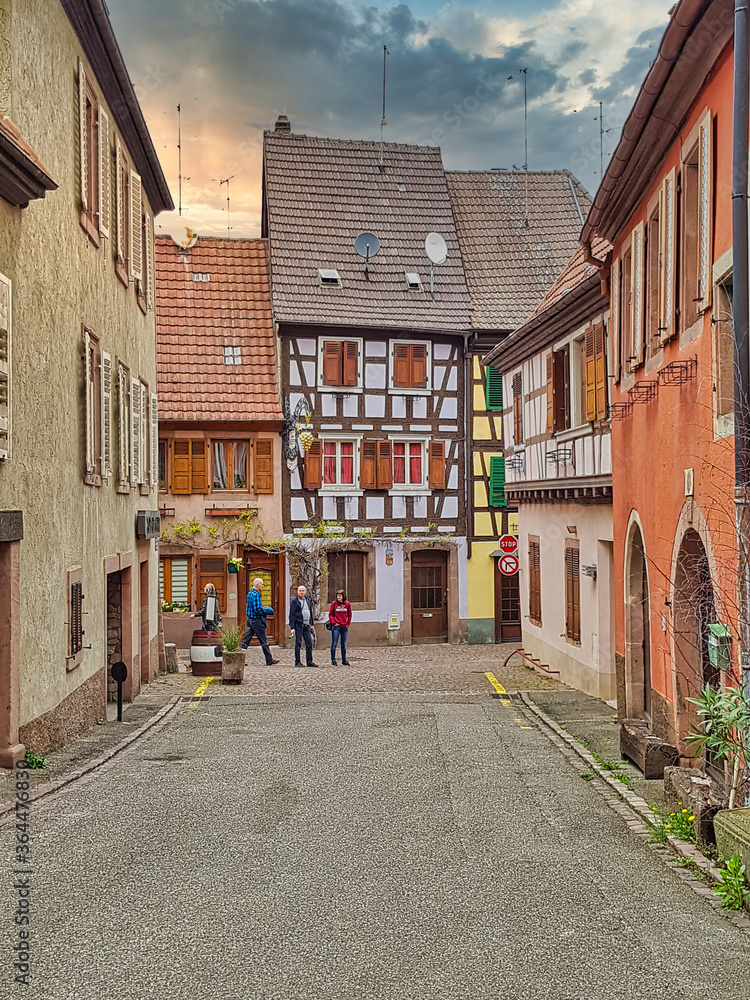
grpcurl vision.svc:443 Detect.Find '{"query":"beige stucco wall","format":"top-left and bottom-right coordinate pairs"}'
top-left (518, 502), bottom-right (616, 701)
top-left (0, 0), bottom-right (162, 733)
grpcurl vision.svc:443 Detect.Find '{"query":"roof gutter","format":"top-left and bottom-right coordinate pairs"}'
top-left (580, 0), bottom-right (706, 260)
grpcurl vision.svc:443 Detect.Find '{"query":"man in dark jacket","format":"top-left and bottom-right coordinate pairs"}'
top-left (240, 577), bottom-right (279, 665)
top-left (288, 584), bottom-right (317, 667)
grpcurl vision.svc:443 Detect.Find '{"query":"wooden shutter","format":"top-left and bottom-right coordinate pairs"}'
top-left (129, 171), bottom-right (143, 281)
top-left (584, 328), bottom-right (596, 421)
top-left (198, 557), bottom-right (227, 613)
top-left (342, 341), bottom-right (358, 386)
top-left (376, 440), bottom-right (393, 489)
top-left (150, 393), bottom-right (158, 488)
top-left (322, 342), bottom-right (342, 385)
top-left (697, 111), bottom-right (712, 313)
top-left (191, 440), bottom-right (207, 493)
top-left (565, 547), bottom-right (580, 642)
top-left (630, 223), bottom-right (645, 369)
top-left (545, 355), bottom-right (554, 434)
top-left (98, 107), bottom-right (110, 238)
top-left (594, 324), bottom-right (607, 419)
top-left (115, 135), bottom-right (125, 263)
top-left (254, 439), bottom-right (273, 493)
top-left (512, 372), bottom-right (523, 443)
top-left (359, 439), bottom-right (377, 488)
top-left (84, 329), bottom-right (96, 475)
top-left (0, 273), bottom-right (11, 460)
top-left (172, 440), bottom-right (191, 495)
top-left (410, 344), bottom-right (427, 388)
top-left (428, 441), bottom-right (445, 489)
top-left (659, 169), bottom-right (677, 343)
top-left (529, 540), bottom-right (541, 624)
top-left (101, 351), bottom-right (112, 480)
top-left (485, 366), bottom-right (503, 410)
top-left (78, 60), bottom-right (88, 212)
top-left (118, 363), bottom-right (129, 485)
top-left (129, 377), bottom-right (140, 486)
top-left (70, 580), bottom-right (83, 656)
top-left (393, 344), bottom-right (410, 388)
top-left (304, 438), bottom-right (322, 489)
top-left (139, 382), bottom-right (148, 484)
top-left (489, 455), bottom-right (507, 507)
top-left (145, 213), bottom-right (154, 310)
top-left (610, 257), bottom-right (621, 383)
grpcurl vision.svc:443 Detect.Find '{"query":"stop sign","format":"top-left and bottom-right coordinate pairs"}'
top-left (498, 534), bottom-right (518, 554)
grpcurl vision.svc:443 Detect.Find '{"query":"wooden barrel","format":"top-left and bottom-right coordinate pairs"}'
top-left (190, 630), bottom-right (223, 676)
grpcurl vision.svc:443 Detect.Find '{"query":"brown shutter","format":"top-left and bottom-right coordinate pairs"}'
top-left (342, 341), bottom-right (358, 386)
top-left (254, 439), bottom-right (273, 494)
top-left (565, 547), bottom-right (581, 642)
top-left (512, 372), bottom-right (523, 443)
top-left (191, 440), bottom-right (207, 494)
top-left (376, 440), bottom-right (393, 489)
top-left (304, 438), bottom-right (322, 489)
top-left (428, 441), bottom-right (445, 488)
top-left (172, 440), bottom-right (191, 495)
top-left (529, 540), bottom-right (541, 624)
top-left (198, 557), bottom-right (227, 613)
top-left (393, 344), bottom-right (410, 388)
top-left (359, 439), bottom-right (377, 488)
top-left (410, 344), bottom-right (427, 388)
top-left (594, 323), bottom-right (607, 419)
top-left (585, 328), bottom-right (596, 421)
top-left (546, 355), bottom-right (554, 434)
top-left (322, 342), bottom-right (343, 385)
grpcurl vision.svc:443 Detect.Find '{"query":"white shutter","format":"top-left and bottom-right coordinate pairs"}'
top-left (630, 223), bottom-right (645, 369)
top-left (78, 59), bottom-right (88, 212)
top-left (101, 351), bottom-right (112, 480)
top-left (115, 135), bottom-right (125, 263)
top-left (129, 172), bottom-right (143, 282)
top-left (698, 110), bottom-right (713, 312)
top-left (130, 376), bottom-right (141, 487)
top-left (609, 258), bottom-right (620, 385)
top-left (659, 169), bottom-right (677, 344)
top-left (0, 273), bottom-right (11, 460)
top-left (98, 107), bottom-right (110, 238)
top-left (150, 393), bottom-right (158, 488)
top-left (139, 381), bottom-right (147, 484)
top-left (118, 362), bottom-right (129, 486)
top-left (84, 329), bottom-right (95, 474)
top-left (145, 213), bottom-right (154, 310)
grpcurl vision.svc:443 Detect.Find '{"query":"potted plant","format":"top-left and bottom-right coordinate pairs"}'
top-left (227, 557), bottom-right (243, 574)
top-left (219, 625), bottom-right (245, 684)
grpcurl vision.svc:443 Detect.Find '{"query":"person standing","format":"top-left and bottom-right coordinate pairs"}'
top-left (328, 589), bottom-right (352, 666)
top-left (192, 583), bottom-right (222, 632)
top-left (240, 577), bottom-right (279, 666)
top-left (289, 584), bottom-right (318, 668)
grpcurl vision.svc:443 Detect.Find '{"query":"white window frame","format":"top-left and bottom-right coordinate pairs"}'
top-left (319, 433), bottom-right (364, 496)
top-left (388, 339), bottom-right (432, 395)
top-left (316, 337), bottom-right (364, 393)
top-left (387, 433), bottom-right (430, 496)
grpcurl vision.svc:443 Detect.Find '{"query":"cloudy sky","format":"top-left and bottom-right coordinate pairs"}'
top-left (107, 0), bottom-right (671, 239)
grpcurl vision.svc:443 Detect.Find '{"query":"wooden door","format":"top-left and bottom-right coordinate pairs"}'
top-left (495, 561), bottom-right (521, 643)
top-left (241, 551), bottom-right (278, 644)
top-left (411, 551), bottom-right (448, 643)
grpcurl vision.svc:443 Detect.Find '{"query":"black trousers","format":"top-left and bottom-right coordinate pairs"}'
top-left (240, 617), bottom-right (273, 664)
top-left (294, 624), bottom-right (314, 665)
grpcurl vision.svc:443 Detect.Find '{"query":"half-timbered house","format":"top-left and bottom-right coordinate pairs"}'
top-left (262, 119), bottom-right (471, 645)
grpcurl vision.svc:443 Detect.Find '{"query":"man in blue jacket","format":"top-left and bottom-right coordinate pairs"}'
top-left (240, 577), bottom-right (279, 665)
top-left (288, 584), bottom-right (318, 668)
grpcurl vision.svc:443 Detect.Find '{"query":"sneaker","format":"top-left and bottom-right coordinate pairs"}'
top-left (342, 660), bottom-right (350, 666)
top-left (267, 658), bottom-right (280, 666)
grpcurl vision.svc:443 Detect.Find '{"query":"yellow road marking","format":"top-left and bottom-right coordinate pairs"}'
top-left (485, 672), bottom-right (511, 707)
top-left (190, 676), bottom-right (214, 706)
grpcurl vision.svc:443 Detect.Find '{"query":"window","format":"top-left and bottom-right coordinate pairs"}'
top-left (158, 441), bottom-right (166, 490)
top-left (213, 441), bottom-right (249, 490)
top-left (198, 557), bottom-right (226, 613)
top-left (512, 372), bottom-right (523, 444)
top-left (320, 340), bottom-right (359, 388)
top-left (83, 327), bottom-right (101, 486)
top-left (160, 558), bottom-right (190, 605)
top-left (485, 366), bottom-right (503, 411)
top-left (222, 345), bottom-right (242, 365)
top-left (67, 568), bottom-right (84, 666)
top-left (681, 113), bottom-right (713, 328)
top-left (393, 441), bottom-right (424, 487)
top-left (546, 348), bottom-right (570, 434)
top-left (528, 538), bottom-right (541, 625)
top-left (584, 324), bottom-right (607, 422)
top-left (714, 279), bottom-right (734, 428)
top-left (78, 59), bottom-right (101, 245)
top-left (171, 440), bottom-right (208, 495)
top-left (565, 544), bottom-right (580, 643)
top-left (488, 456), bottom-right (506, 507)
top-left (318, 269), bottom-right (342, 286)
top-left (323, 440), bottom-right (356, 487)
top-left (390, 342), bottom-right (429, 391)
top-left (328, 550), bottom-right (366, 603)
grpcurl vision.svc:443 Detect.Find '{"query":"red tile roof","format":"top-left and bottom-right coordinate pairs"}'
top-left (529, 236), bottom-right (612, 319)
top-left (155, 236), bottom-right (282, 422)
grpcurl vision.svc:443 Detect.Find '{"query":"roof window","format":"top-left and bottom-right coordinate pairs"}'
top-left (405, 272), bottom-right (422, 291)
top-left (192, 272), bottom-right (210, 282)
top-left (318, 269), bottom-right (342, 287)
top-left (222, 345), bottom-right (242, 365)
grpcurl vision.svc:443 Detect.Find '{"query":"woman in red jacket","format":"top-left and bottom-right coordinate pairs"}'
top-left (329, 589), bottom-right (352, 666)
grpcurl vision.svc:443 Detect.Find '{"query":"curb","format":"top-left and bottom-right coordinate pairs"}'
top-left (519, 691), bottom-right (750, 930)
top-left (0, 697), bottom-right (182, 825)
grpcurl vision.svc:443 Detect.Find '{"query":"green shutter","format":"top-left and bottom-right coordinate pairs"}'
top-left (485, 366), bottom-right (504, 411)
top-left (489, 455), bottom-right (507, 507)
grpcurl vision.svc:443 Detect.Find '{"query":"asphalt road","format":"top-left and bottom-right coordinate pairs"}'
top-left (3, 693), bottom-right (749, 999)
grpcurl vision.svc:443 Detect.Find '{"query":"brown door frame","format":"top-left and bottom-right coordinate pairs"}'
top-left (240, 548), bottom-right (285, 646)
top-left (404, 544), bottom-right (458, 645)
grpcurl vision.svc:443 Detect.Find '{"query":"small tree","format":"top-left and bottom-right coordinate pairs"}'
top-left (686, 685), bottom-right (750, 808)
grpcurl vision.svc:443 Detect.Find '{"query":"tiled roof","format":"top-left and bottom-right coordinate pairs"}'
top-left (155, 236), bottom-right (282, 422)
top-left (263, 131), bottom-right (472, 332)
top-left (530, 236), bottom-right (612, 318)
top-left (445, 170), bottom-right (591, 330)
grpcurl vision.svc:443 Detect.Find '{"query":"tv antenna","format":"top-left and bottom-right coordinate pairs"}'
top-left (177, 103), bottom-right (182, 215)
top-left (354, 232), bottom-right (381, 279)
top-left (594, 102), bottom-right (615, 177)
top-left (212, 170), bottom-right (243, 236)
top-left (424, 232), bottom-right (448, 298)
top-left (379, 45), bottom-right (389, 172)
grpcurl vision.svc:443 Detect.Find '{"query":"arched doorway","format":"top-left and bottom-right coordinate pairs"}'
top-left (673, 528), bottom-right (717, 756)
top-left (625, 523), bottom-right (651, 720)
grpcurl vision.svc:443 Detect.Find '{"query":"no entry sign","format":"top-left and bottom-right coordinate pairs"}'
top-left (499, 553), bottom-right (519, 576)
top-left (498, 534), bottom-right (518, 555)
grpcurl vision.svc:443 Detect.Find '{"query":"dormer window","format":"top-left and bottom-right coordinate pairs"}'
top-left (222, 345), bottom-right (242, 365)
top-left (318, 269), bottom-right (342, 287)
top-left (405, 272), bottom-right (422, 291)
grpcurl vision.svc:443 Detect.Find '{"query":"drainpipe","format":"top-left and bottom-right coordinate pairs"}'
top-left (732, 0), bottom-right (750, 704)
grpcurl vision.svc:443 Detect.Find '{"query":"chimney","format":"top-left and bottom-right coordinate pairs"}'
top-left (275, 115), bottom-right (291, 133)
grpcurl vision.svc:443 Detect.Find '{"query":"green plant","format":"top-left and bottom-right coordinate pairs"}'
top-left (714, 855), bottom-right (749, 910)
top-left (219, 625), bottom-right (243, 652)
top-left (160, 528), bottom-right (170, 540)
top-left (187, 518), bottom-right (203, 536)
top-left (24, 750), bottom-right (46, 770)
top-left (227, 556), bottom-right (243, 571)
top-left (686, 684), bottom-right (750, 808)
top-left (162, 600), bottom-right (190, 613)
top-left (172, 522), bottom-right (187, 538)
top-left (649, 804), bottom-right (696, 843)
top-left (207, 525), bottom-right (219, 539)
top-left (238, 509), bottom-right (257, 531)
top-left (579, 773), bottom-right (594, 782)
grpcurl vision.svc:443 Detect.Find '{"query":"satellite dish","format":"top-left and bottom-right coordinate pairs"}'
top-left (425, 232), bottom-right (448, 265)
top-left (354, 232), bottom-right (381, 258)
top-left (165, 222), bottom-right (198, 249)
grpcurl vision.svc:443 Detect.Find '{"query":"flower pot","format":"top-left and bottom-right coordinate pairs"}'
top-left (227, 564), bottom-right (240, 574)
top-left (221, 649), bottom-right (245, 684)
